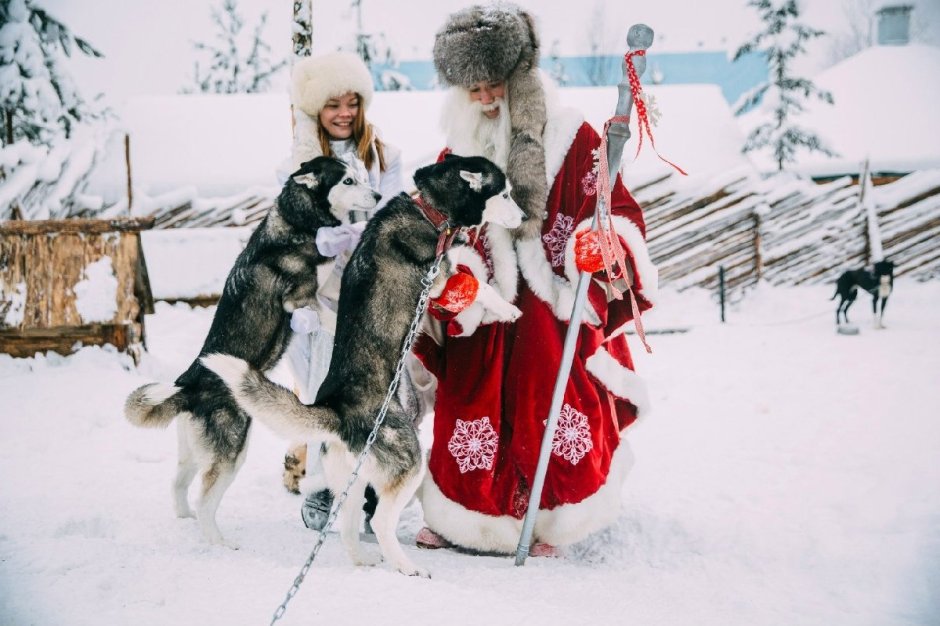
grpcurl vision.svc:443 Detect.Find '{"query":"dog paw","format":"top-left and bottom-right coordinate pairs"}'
top-left (400, 564), bottom-right (431, 578)
top-left (175, 508), bottom-right (196, 519)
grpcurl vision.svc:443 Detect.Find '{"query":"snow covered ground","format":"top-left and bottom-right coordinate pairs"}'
top-left (1, 281), bottom-right (939, 625)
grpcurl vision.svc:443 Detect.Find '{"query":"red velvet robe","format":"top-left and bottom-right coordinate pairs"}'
top-left (415, 113), bottom-right (657, 553)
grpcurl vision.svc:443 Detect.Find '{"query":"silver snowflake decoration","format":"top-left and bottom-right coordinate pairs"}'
top-left (547, 403), bottom-right (593, 465)
top-left (542, 213), bottom-right (575, 268)
top-left (641, 92), bottom-right (662, 127)
top-left (448, 416), bottom-right (498, 474)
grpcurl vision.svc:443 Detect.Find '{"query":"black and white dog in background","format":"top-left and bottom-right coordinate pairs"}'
top-left (124, 157), bottom-right (379, 547)
top-left (832, 259), bottom-right (895, 328)
top-left (203, 155), bottom-right (523, 577)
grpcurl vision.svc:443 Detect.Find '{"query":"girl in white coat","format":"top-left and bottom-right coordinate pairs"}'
top-left (280, 52), bottom-right (405, 529)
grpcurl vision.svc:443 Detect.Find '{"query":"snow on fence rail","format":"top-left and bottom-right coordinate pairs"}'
top-left (636, 168), bottom-right (940, 293)
top-left (3, 141), bottom-right (939, 302)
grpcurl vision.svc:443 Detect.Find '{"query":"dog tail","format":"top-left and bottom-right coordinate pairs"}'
top-left (200, 353), bottom-right (342, 443)
top-left (125, 383), bottom-right (185, 428)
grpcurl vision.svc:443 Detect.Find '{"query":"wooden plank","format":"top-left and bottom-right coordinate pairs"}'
top-left (0, 217), bottom-right (154, 235)
top-left (0, 323), bottom-right (139, 357)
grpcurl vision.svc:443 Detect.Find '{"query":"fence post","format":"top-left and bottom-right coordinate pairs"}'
top-left (753, 202), bottom-right (769, 282)
top-left (124, 133), bottom-right (133, 214)
top-left (718, 265), bottom-right (726, 323)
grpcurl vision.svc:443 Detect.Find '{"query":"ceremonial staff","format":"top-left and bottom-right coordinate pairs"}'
top-left (515, 23), bottom-right (654, 566)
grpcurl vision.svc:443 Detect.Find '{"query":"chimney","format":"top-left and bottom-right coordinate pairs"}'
top-left (876, 5), bottom-right (913, 45)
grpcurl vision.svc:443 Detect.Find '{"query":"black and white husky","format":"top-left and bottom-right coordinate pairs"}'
top-left (124, 157), bottom-right (379, 548)
top-left (832, 259), bottom-right (895, 328)
top-left (203, 155), bottom-right (523, 576)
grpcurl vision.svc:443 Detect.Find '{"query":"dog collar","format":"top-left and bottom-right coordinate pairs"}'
top-left (414, 193), bottom-right (460, 256)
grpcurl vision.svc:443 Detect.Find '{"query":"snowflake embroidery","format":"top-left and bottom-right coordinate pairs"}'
top-left (547, 404), bottom-right (594, 465)
top-left (581, 170), bottom-right (598, 197)
top-left (542, 213), bottom-right (575, 268)
top-left (448, 416), bottom-right (498, 474)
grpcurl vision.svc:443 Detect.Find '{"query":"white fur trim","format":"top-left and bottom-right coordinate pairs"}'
top-left (483, 225), bottom-right (518, 301)
top-left (447, 245), bottom-right (488, 280)
top-left (419, 440), bottom-right (634, 552)
top-left (291, 52), bottom-right (374, 117)
top-left (446, 246), bottom-right (490, 337)
top-left (446, 245), bottom-right (520, 337)
top-left (562, 215), bottom-right (659, 311)
top-left (542, 106), bottom-right (584, 185)
top-left (516, 237), bottom-right (600, 326)
top-left (563, 217), bottom-right (658, 298)
top-left (585, 348), bottom-right (651, 418)
top-left (609, 214), bottom-right (658, 304)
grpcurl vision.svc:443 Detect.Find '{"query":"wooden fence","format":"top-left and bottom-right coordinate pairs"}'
top-left (636, 169), bottom-right (940, 293)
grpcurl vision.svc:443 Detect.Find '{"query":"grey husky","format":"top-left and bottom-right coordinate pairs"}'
top-left (124, 157), bottom-right (380, 548)
top-left (202, 155), bottom-right (523, 576)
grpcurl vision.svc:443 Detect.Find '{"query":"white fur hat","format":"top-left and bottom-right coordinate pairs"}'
top-left (291, 52), bottom-right (374, 117)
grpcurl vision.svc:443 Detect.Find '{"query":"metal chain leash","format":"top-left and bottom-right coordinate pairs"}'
top-left (270, 253), bottom-right (444, 625)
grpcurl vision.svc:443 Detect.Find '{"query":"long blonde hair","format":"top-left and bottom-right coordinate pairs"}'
top-left (317, 94), bottom-right (387, 172)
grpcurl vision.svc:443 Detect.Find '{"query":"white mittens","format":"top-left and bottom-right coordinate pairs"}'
top-left (290, 306), bottom-right (321, 334)
top-left (315, 222), bottom-right (369, 257)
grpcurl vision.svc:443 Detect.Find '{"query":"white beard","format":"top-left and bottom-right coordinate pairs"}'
top-left (440, 87), bottom-right (512, 170)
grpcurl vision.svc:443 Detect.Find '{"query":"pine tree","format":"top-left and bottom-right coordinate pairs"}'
top-left (0, 0), bottom-right (103, 147)
top-left (344, 0), bottom-right (407, 91)
top-left (183, 0), bottom-right (287, 94)
top-left (733, 0), bottom-right (837, 170)
top-left (549, 40), bottom-right (569, 86)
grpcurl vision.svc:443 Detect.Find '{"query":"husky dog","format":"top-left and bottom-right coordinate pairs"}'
top-left (832, 259), bottom-right (895, 328)
top-left (124, 157), bottom-right (380, 547)
top-left (202, 155), bottom-right (523, 576)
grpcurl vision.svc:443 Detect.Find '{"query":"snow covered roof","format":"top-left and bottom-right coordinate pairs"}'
top-left (558, 83), bottom-right (751, 188)
top-left (769, 44), bottom-right (940, 177)
top-left (120, 93), bottom-right (292, 197)
top-left (84, 83), bottom-right (749, 207)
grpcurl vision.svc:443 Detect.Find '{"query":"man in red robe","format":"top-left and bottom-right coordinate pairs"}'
top-left (414, 4), bottom-right (658, 556)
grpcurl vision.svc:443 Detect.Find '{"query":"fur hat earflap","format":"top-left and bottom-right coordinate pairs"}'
top-left (434, 4), bottom-right (548, 240)
top-left (291, 52), bottom-right (374, 117)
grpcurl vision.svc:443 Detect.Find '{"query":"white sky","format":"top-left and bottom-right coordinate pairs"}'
top-left (40, 0), bottom-right (940, 104)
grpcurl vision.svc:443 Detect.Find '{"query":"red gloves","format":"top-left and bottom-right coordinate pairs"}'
top-left (574, 229), bottom-right (606, 274)
top-left (429, 270), bottom-right (479, 318)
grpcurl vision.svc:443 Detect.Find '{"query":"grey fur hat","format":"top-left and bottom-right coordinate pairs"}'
top-left (433, 3), bottom-right (548, 239)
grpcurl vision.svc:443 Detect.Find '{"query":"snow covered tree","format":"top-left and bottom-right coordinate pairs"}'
top-left (341, 0), bottom-right (407, 91)
top-left (584, 1), bottom-right (616, 86)
top-left (182, 0), bottom-right (287, 94)
top-left (0, 0), bottom-right (103, 147)
top-left (733, 0), bottom-right (837, 171)
top-left (548, 40), bottom-right (570, 86)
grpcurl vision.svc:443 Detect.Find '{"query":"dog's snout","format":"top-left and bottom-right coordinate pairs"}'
top-left (372, 191), bottom-right (381, 202)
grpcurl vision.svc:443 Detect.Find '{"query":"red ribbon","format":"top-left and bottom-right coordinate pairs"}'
top-left (624, 49), bottom-right (687, 177)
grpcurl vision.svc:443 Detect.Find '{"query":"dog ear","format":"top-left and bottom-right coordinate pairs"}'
top-left (292, 173), bottom-right (318, 190)
top-left (460, 170), bottom-right (483, 192)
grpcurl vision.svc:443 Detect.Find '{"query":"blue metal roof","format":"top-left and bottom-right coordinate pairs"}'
top-left (370, 50), bottom-right (768, 106)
